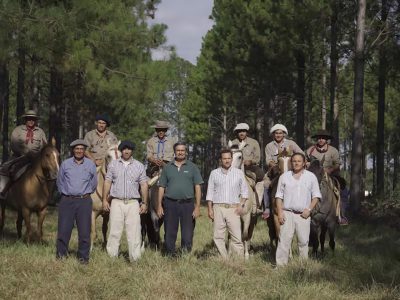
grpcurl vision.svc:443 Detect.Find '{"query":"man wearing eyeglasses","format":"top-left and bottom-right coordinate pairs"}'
top-left (84, 114), bottom-right (118, 167)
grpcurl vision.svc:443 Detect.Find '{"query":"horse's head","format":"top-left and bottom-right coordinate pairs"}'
top-left (307, 156), bottom-right (324, 183)
top-left (277, 147), bottom-right (292, 174)
top-left (105, 140), bottom-right (121, 165)
top-left (40, 140), bottom-right (60, 180)
top-left (228, 140), bottom-right (245, 170)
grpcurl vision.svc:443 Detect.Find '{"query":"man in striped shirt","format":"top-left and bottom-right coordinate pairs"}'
top-left (102, 140), bottom-right (149, 262)
top-left (206, 149), bottom-right (248, 258)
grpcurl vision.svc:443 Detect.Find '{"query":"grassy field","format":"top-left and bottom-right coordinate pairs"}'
top-left (0, 206), bottom-right (399, 300)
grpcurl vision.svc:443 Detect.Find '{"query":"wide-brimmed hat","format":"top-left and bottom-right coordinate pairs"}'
top-left (312, 129), bottom-right (333, 139)
top-left (270, 124), bottom-right (288, 135)
top-left (21, 110), bottom-right (39, 119)
top-left (151, 120), bottom-right (170, 129)
top-left (96, 113), bottom-right (111, 126)
top-left (70, 139), bottom-right (89, 148)
top-left (118, 140), bottom-right (135, 151)
top-left (233, 123), bottom-right (250, 132)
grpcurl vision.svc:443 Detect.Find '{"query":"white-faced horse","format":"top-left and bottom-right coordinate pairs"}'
top-left (229, 141), bottom-right (259, 259)
top-left (90, 141), bottom-right (120, 248)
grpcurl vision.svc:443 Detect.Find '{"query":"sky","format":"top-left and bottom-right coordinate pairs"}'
top-left (151, 0), bottom-right (214, 64)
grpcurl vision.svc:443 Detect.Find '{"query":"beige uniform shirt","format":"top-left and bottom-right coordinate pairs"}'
top-left (11, 125), bottom-right (47, 157)
top-left (231, 137), bottom-right (260, 165)
top-left (146, 135), bottom-right (176, 162)
top-left (84, 130), bottom-right (118, 160)
top-left (306, 145), bottom-right (341, 169)
top-left (265, 138), bottom-right (304, 164)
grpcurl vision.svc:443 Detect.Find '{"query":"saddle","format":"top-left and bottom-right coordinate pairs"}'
top-left (0, 156), bottom-right (32, 181)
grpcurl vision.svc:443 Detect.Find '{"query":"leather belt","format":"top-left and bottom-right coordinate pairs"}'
top-left (214, 203), bottom-right (239, 208)
top-left (63, 194), bottom-right (90, 199)
top-left (166, 197), bottom-right (193, 203)
top-left (284, 208), bottom-right (303, 214)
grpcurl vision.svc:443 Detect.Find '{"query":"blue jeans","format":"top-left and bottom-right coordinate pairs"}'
top-left (163, 197), bottom-right (195, 255)
top-left (56, 196), bottom-right (92, 262)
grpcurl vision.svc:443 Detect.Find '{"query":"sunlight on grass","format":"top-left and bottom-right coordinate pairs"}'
top-left (0, 207), bottom-right (399, 299)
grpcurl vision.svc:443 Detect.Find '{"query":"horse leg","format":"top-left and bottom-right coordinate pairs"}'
top-left (102, 212), bottom-right (109, 249)
top-left (241, 213), bottom-right (251, 260)
top-left (21, 207), bottom-right (32, 243)
top-left (16, 210), bottom-right (23, 239)
top-left (327, 222), bottom-right (336, 253)
top-left (320, 224), bottom-right (327, 255)
top-left (90, 211), bottom-right (98, 251)
top-left (37, 207), bottom-right (47, 242)
top-left (309, 222), bottom-right (319, 258)
top-left (0, 201), bottom-right (5, 236)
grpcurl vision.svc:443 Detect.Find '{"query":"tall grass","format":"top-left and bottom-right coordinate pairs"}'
top-left (0, 206), bottom-right (399, 299)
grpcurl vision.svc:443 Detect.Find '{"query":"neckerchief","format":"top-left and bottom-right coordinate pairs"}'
top-left (25, 126), bottom-right (35, 144)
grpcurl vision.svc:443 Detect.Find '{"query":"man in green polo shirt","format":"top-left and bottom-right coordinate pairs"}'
top-left (157, 142), bottom-right (203, 255)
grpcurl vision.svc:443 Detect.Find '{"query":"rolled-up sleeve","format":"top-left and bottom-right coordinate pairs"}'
top-left (240, 172), bottom-right (249, 199)
top-left (311, 174), bottom-right (322, 199)
top-left (105, 161), bottom-right (114, 182)
top-left (275, 175), bottom-right (285, 200)
top-left (205, 172), bottom-right (215, 201)
top-left (138, 165), bottom-right (149, 184)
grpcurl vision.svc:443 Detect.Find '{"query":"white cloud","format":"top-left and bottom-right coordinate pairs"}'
top-left (150, 0), bottom-right (214, 64)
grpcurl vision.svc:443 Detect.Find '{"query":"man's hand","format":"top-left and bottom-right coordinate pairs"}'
top-left (208, 208), bottom-right (214, 220)
top-left (301, 208), bottom-right (311, 219)
top-left (139, 203), bottom-right (148, 214)
top-left (268, 161), bottom-right (276, 168)
top-left (278, 211), bottom-right (285, 225)
top-left (102, 200), bottom-right (110, 212)
top-left (262, 208), bottom-right (270, 220)
top-left (192, 206), bottom-right (200, 219)
top-left (234, 206), bottom-right (244, 216)
top-left (154, 159), bottom-right (163, 167)
top-left (157, 205), bottom-right (164, 218)
top-left (243, 160), bottom-right (252, 167)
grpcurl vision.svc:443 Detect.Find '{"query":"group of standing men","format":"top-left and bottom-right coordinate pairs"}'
top-left (2, 110), bottom-right (342, 266)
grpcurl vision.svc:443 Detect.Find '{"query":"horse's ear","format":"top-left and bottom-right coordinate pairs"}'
top-left (51, 137), bottom-right (56, 147)
top-left (228, 140), bottom-right (233, 148)
top-left (117, 140), bottom-right (121, 147)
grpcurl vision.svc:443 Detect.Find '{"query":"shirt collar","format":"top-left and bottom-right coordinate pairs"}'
top-left (273, 138), bottom-right (286, 147)
top-left (118, 157), bottom-right (134, 164)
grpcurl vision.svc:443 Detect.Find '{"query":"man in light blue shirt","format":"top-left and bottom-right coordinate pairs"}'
top-left (56, 139), bottom-right (97, 264)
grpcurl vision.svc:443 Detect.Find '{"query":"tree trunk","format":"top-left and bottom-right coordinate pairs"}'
top-left (393, 154), bottom-right (399, 191)
top-left (376, 0), bottom-right (388, 197)
top-left (350, 0), bottom-right (366, 216)
top-left (0, 64), bottom-right (10, 162)
top-left (16, 47), bottom-right (25, 125)
top-left (29, 55), bottom-right (40, 112)
top-left (330, 0), bottom-right (339, 147)
top-left (295, 50), bottom-right (305, 149)
top-left (48, 67), bottom-right (63, 150)
top-left (256, 99), bottom-right (264, 167)
top-left (321, 59), bottom-right (327, 130)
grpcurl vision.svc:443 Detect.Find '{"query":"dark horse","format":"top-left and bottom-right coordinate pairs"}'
top-left (140, 175), bottom-right (163, 250)
top-left (0, 142), bottom-right (59, 242)
top-left (307, 158), bottom-right (340, 256)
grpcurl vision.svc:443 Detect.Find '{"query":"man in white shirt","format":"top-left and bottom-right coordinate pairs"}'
top-left (206, 149), bottom-right (249, 258)
top-left (275, 153), bottom-right (321, 266)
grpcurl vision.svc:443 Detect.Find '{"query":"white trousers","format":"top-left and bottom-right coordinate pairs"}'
top-left (106, 199), bottom-right (142, 262)
top-left (276, 210), bottom-right (310, 266)
top-left (213, 205), bottom-right (244, 259)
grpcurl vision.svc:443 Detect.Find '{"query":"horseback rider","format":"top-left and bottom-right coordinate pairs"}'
top-left (0, 110), bottom-right (47, 198)
top-left (262, 124), bottom-right (303, 219)
top-left (306, 129), bottom-right (347, 225)
top-left (306, 129), bottom-right (341, 175)
top-left (146, 120), bottom-right (176, 178)
top-left (84, 113), bottom-right (118, 167)
top-left (231, 123), bottom-right (264, 182)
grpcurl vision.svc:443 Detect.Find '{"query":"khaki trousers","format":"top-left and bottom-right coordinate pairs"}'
top-left (276, 210), bottom-right (310, 266)
top-left (213, 205), bottom-right (244, 258)
top-left (106, 199), bottom-right (142, 262)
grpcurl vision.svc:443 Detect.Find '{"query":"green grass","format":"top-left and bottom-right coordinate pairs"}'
top-left (1, 206), bottom-right (399, 299)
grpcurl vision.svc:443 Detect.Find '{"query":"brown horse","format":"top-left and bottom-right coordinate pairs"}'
top-left (90, 142), bottom-right (120, 248)
top-left (0, 142), bottom-right (59, 242)
top-left (266, 147), bottom-right (292, 249)
top-left (307, 157), bottom-right (340, 257)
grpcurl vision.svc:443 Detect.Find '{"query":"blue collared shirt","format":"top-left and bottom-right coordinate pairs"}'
top-left (57, 157), bottom-right (97, 196)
